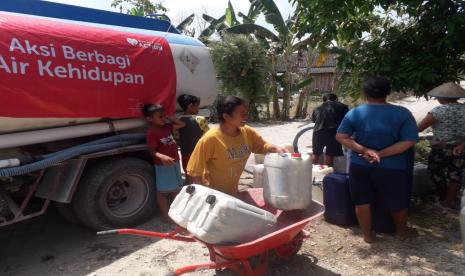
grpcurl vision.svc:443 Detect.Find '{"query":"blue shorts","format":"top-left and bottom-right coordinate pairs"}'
top-left (349, 163), bottom-right (408, 212)
top-left (154, 162), bottom-right (182, 193)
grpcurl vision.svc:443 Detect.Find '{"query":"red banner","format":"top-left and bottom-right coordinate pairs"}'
top-left (0, 13), bottom-right (176, 118)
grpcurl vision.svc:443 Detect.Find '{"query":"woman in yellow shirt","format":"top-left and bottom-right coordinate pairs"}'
top-left (186, 96), bottom-right (288, 195)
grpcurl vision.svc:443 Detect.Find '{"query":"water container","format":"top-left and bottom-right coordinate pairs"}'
top-left (187, 193), bottom-right (277, 245)
top-left (322, 173), bottom-right (357, 226)
top-left (411, 164), bottom-right (433, 196)
top-left (253, 164), bottom-right (265, 188)
top-left (254, 153), bottom-right (265, 164)
top-left (168, 184), bottom-right (236, 228)
top-left (282, 144), bottom-right (295, 153)
top-left (254, 145), bottom-right (293, 165)
top-left (168, 184), bottom-right (210, 228)
top-left (263, 153), bottom-right (312, 210)
top-left (333, 154), bottom-right (349, 173)
top-left (312, 165), bottom-right (334, 182)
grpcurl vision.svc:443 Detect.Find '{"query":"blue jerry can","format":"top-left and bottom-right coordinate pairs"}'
top-left (323, 173), bottom-right (358, 226)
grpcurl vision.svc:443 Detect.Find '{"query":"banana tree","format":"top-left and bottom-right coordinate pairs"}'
top-left (198, 1), bottom-right (237, 44)
top-left (238, 4), bottom-right (261, 24)
top-left (198, 1), bottom-right (261, 44)
top-left (198, 14), bottom-right (227, 43)
top-left (226, 0), bottom-right (314, 120)
top-left (176, 14), bottom-right (195, 36)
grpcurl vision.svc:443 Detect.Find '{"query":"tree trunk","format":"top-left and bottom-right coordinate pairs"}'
top-left (294, 87), bottom-right (310, 119)
top-left (280, 51), bottom-right (296, 121)
top-left (269, 57), bottom-right (280, 121)
top-left (249, 100), bottom-right (259, 121)
top-left (294, 89), bottom-right (306, 119)
top-left (296, 50), bottom-right (314, 120)
top-left (280, 90), bottom-right (290, 120)
top-left (272, 89), bottom-right (280, 120)
top-left (301, 88), bottom-right (310, 119)
top-left (280, 71), bottom-right (292, 121)
top-left (266, 97), bottom-right (271, 120)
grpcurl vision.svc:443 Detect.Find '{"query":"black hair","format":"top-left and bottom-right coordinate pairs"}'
top-left (323, 93), bottom-right (338, 102)
top-left (177, 94), bottom-right (200, 111)
top-left (216, 95), bottom-right (245, 122)
top-left (363, 76), bottom-right (391, 99)
top-left (142, 103), bottom-right (164, 117)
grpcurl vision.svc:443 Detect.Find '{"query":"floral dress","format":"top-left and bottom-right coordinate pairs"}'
top-left (428, 103), bottom-right (465, 199)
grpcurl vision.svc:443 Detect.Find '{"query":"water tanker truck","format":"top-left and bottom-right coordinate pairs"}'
top-left (0, 0), bottom-right (218, 230)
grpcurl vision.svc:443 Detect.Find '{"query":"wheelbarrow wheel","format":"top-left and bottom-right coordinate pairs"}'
top-left (270, 231), bottom-right (304, 264)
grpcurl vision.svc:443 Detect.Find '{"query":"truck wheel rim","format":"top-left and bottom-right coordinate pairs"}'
top-left (104, 174), bottom-right (149, 218)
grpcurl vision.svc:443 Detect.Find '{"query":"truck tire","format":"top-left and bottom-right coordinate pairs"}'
top-left (55, 202), bottom-right (81, 225)
top-left (72, 157), bottom-right (156, 230)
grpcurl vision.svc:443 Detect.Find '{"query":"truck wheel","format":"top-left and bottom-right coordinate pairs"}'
top-left (72, 157), bottom-right (156, 230)
top-left (55, 202), bottom-right (81, 225)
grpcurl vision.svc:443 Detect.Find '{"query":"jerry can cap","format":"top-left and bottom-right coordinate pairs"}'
top-left (186, 185), bottom-right (195, 194)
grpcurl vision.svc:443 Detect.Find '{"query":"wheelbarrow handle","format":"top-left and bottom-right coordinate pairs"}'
top-left (168, 260), bottom-right (245, 276)
top-left (301, 229), bottom-right (310, 238)
top-left (97, 228), bottom-right (196, 242)
top-left (97, 229), bottom-right (119, 236)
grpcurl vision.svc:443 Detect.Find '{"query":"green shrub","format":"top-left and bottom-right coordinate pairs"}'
top-left (414, 139), bottom-right (431, 164)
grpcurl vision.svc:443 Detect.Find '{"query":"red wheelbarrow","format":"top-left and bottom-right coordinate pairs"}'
top-left (97, 188), bottom-right (324, 276)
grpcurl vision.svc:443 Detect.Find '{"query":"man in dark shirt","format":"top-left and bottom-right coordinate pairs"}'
top-left (312, 93), bottom-right (349, 166)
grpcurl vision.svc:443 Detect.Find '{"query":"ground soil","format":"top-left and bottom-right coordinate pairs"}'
top-left (1, 97), bottom-right (463, 276)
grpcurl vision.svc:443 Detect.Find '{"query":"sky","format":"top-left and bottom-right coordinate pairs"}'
top-left (45, 0), bottom-right (295, 29)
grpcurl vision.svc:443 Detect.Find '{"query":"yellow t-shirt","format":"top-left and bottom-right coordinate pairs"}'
top-left (186, 125), bottom-right (272, 195)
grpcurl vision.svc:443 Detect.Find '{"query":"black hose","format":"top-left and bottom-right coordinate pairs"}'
top-left (292, 125), bottom-right (314, 153)
top-left (0, 134), bottom-right (145, 176)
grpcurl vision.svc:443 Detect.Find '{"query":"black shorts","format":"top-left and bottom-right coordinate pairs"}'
top-left (349, 163), bottom-right (408, 212)
top-left (312, 128), bottom-right (343, 156)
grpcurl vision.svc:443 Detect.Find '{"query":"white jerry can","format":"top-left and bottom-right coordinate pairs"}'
top-left (312, 164), bottom-right (334, 181)
top-left (187, 193), bottom-right (277, 245)
top-left (263, 153), bottom-right (312, 210)
top-left (332, 155), bottom-right (349, 173)
top-left (253, 164), bottom-right (265, 188)
top-left (168, 184), bottom-right (235, 228)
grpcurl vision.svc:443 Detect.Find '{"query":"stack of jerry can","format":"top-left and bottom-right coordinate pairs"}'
top-left (169, 184), bottom-right (277, 245)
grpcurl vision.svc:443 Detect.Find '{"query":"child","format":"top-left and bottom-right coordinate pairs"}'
top-left (176, 94), bottom-right (210, 176)
top-left (143, 103), bottom-right (186, 222)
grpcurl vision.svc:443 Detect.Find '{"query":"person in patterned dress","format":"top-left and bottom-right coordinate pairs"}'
top-left (418, 82), bottom-right (465, 209)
